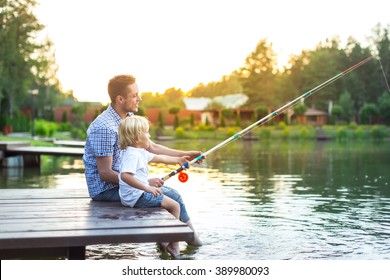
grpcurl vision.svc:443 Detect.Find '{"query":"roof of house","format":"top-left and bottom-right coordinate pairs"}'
top-left (182, 97), bottom-right (212, 110)
top-left (183, 93), bottom-right (248, 110)
top-left (305, 108), bottom-right (328, 116)
top-left (214, 93), bottom-right (248, 109)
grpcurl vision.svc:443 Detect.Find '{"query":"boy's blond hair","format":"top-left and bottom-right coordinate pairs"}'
top-left (118, 115), bottom-right (149, 149)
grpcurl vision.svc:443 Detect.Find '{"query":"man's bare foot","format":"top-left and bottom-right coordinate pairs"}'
top-left (186, 221), bottom-right (203, 246)
top-left (187, 233), bottom-right (203, 246)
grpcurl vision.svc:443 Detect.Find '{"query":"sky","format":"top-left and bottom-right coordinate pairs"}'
top-left (34, 0), bottom-right (390, 104)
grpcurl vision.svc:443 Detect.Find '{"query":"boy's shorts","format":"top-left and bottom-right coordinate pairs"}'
top-left (133, 186), bottom-right (190, 223)
top-left (134, 192), bottom-right (163, 208)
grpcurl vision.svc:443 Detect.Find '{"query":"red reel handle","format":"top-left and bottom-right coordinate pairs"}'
top-left (178, 172), bottom-right (189, 183)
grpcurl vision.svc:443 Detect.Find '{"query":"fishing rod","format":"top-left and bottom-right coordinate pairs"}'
top-left (162, 55), bottom-right (374, 183)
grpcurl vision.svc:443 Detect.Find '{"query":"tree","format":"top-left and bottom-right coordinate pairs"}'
top-left (293, 103), bottom-right (307, 125)
top-left (359, 103), bottom-right (379, 124)
top-left (237, 39), bottom-right (278, 108)
top-left (338, 91), bottom-right (355, 122)
top-left (221, 108), bottom-right (234, 119)
top-left (164, 88), bottom-right (185, 108)
top-left (378, 91), bottom-right (390, 125)
top-left (235, 111), bottom-right (241, 127)
top-left (343, 36), bottom-right (379, 117)
top-left (189, 74), bottom-right (242, 98)
top-left (61, 111), bottom-right (68, 123)
top-left (369, 24), bottom-right (390, 97)
top-left (299, 38), bottom-right (346, 111)
top-left (0, 0), bottom-right (41, 125)
top-left (169, 107), bottom-right (180, 129)
top-left (0, 0), bottom-right (62, 130)
top-left (31, 37), bottom-right (63, 121)
top-left (157, 111), bottom-right (164, 128)
top-left (293, 103), bottom-right (307, 116)
top-left (331, 104), bottom-right (343, 124)
top-left (283, 51), bottom-right (311, 100)
top-left (140, 92), bottom-right (169, 108)
top-left (255, 105), bottom-right (269, 120)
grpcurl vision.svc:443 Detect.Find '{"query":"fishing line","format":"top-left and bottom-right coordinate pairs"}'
top-left (162, 56), bottom-right (375, 182)
top-left (378, 58), bottom-right (390, 93)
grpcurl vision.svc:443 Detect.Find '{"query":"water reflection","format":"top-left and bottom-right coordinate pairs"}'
top-left (1, 156), bottom-right (85, 189)
top-left (1, 140), bottom-right (390, 259)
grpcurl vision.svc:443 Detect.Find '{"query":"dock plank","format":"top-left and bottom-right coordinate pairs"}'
top-left (0, 188), bottom-right (194, 259)
top-left (0, 188), bottom-right (88, 199)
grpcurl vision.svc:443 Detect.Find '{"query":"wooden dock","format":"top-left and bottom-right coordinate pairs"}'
top-left (0, 141), bottom-right (84, 167)
top-left (52, 140), bottom-right (85, 147)
top-left (0, 188), bottom-right (194, 259)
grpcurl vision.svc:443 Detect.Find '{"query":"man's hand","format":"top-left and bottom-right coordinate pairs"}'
top-left (148, 177), bottom-right (164, 188)
top-left (186, 151), bottom-right (205, 164)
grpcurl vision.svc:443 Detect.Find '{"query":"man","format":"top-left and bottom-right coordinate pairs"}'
top-left (83, 74), bottom-right (202, 246)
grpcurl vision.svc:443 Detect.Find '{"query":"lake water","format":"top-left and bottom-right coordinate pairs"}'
top-left (1, 140), bottom-right (389, 260)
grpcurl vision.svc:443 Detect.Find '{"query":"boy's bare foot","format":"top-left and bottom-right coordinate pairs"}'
top-left (158, 242), bottom-right (168, 252)
top-left (166, 243), bottom-right (180, 259)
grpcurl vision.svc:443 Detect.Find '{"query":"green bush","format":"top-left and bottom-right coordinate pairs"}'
top-left (34, 119), bottom-right (58, 137)
top-left (258, 127), bottom-right (271, 139)
top-left (281, 127), bottom-right (289, 139)
top-left (371, 125), bottom-right (389, 139)
top-left (277, 121), bottom-right (287, 130)
top-left (348, 121), bottom-right (358, 130)
top-left (226, 127), bottom-right (237, 137)
top-left (175, 127), bottom-right (186, 139)
top-left (300, 127), bottom-right (310, 139)
top-left (353, 127), bottom-right (367, 139)
top-left (57, 122), bottom-right (72, 132)
top-left (195, 124), bottom-right (215, 131)
top-left (336, 127), bottom-right (347, 140)
top-left (2, 113), bottom-right (30, 132)
top-left (70, 128), bottom-right (86, 140)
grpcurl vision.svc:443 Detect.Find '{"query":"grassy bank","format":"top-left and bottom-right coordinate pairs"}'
top-left (1, 124), bottom-right (389, 145)
top-left (0, 135), bottom-right (55, 147)
top-left (151, 124), bottom-right (390, 141)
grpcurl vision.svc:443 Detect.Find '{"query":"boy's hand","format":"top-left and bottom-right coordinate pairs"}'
top-left (177, 156), bottom-right (191, 168)
top-left (148, 178), bottom-right (164, 187)
top-left (147, 186), bottom-right (163, 198)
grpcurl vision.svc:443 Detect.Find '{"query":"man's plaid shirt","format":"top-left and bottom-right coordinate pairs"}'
top-left (83, 105), bottom-right (131, 198)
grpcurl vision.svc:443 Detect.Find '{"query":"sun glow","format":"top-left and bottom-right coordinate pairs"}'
top-left (34, 0), bottom-right (390, 103)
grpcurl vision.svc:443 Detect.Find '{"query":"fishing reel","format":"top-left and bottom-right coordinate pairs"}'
top-left (178, 171), bottom-right (189, 183)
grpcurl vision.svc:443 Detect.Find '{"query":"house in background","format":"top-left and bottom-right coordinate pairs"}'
top-left (213, 94), bottom-right (249, 109)
top-left (293, 108), bottom-right (328, 125)
top-left (183, 93), bottom-right (250, 126)
top-left (145, 108), bottom-right (202, 127)
top-left (183, 93), bottom-right (248, 110)
top-left (49, 95), bottom-right (328, 128)
top-left (182, 97), bottom-right (212, 110)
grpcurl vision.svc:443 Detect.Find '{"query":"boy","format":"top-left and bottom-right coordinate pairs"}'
top-left (118, 115), bottom-right (200, 258)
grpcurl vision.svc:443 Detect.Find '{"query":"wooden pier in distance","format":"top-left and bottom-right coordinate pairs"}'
top-left (0, 141), bottom-right (84, 167)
